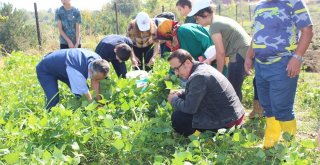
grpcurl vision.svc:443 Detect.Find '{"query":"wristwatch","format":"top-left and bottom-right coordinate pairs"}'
top-left (292, 53), bottom-right (304, 62)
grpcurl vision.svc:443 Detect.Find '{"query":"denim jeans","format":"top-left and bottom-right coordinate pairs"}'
top-left (36, 63), bottom-right (71, 110)
top-left (254, 56), bottom-right (298, 121)
top-left (227, 53), bottom-right (246, 101)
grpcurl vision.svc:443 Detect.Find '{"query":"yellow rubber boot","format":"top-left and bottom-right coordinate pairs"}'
top-left (263, 117), bottom-right (281, 149)
top-left (280, 119), bottom-right (297, 139)
top-left (193, 130), bottom-right (201, 137)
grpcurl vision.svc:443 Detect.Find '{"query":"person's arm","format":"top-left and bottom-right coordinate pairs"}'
top-left (130, 51), bottom-right (140, 67)
top-left (66, 66), bottom-right (91, 100)
top-left (147, 41), bottom-right (160, 66)
top-left (127, 39), bottom-right (140, 66)
top-left (74, 9), bottom-right (81, 48)
top-left (244, 42), bottom-right (254, 75)
top-left (74, 23), bottom-right (81, 48)
top-left (57, 20), bottom-right (74, 48)
top-left (170, 76), bottom-right (207, 114)
top-left (91, 78), bottom-right (101, 100)
top-left (211, 33), bottom-right (226, 73)
top-left (287, 26), bottom-right (313, 78)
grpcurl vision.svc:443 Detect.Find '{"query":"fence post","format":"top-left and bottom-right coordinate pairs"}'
top-left (236, 4), bottom-right (238, 21)
top-left (162, 6), bottom-right (164, 12)
top-left (114, 2), bottom-right (119, 34)
top-left (34, 3), bottom-right (42, 49)
top-left (218, 4), bottom-right (221, 16)
top-left (249, 4), bottom-right (252, 21)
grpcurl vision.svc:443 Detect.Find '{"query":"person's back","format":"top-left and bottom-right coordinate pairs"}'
top-left (177, 23), bottom-right (213, 59)
top-left (185, 62), bottom-right (244, 129)
top-left (95, 35), bottom-right (133, 61)
top-left (167, 49), bottom-right (244, 136)
top-left (41, 48), bottom-right (99, 79)
top-left (210, 15), bottom-right (251, 60)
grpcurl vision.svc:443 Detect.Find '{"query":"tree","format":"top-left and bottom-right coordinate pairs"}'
top-left (0, 3), bottom-right (37, 52)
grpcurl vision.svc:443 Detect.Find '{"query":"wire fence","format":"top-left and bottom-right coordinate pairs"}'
top-left (29, 0), bottom-right (320, 50)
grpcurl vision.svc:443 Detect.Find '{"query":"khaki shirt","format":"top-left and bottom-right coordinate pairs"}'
top-left (127, 20), bottom-right (158, 48)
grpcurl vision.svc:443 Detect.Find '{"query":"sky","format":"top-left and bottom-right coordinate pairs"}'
top-left (0, 0), bottom-right (111, 11)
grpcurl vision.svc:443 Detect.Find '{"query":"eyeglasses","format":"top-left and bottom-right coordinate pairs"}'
top-left (172, 60), bottom-right (186, 72)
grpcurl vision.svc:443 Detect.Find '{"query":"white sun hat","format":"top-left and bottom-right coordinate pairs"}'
top-left (136, 12), bottom-right (151, 31)
top-left (204, 45), bottom-right (216, 60)
top-left (187, 0), bottom-right (211, 17)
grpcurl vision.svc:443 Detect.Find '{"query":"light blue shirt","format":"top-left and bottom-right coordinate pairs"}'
top-left (66, 63), bottom-right (91, 95)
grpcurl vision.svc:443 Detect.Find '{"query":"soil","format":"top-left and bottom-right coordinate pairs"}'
top-left (303, 22), bottom-right (320, 73)
top-left (304, 48), bottom-right (320, 73)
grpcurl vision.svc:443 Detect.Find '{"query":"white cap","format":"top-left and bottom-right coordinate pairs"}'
top-left (204, 45), bottom-right (216, 60)
top-left (188, 0), bottom-right (211, 17)
top-left (136, 12), bottom-right (151, 31)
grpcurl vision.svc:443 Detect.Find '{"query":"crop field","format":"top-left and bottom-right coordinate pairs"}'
top-left (0, 51), bottom-right (319, 164)
top-left (0, 0), bottom-right (320, 164)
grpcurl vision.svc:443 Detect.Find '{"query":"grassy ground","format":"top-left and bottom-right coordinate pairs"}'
top-left (0, 52), bottom-right (319, 164)
top-left (295, 72), bottom-right (320, 138)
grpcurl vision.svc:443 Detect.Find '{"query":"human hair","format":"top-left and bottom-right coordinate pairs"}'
top-left (92, 59), bottom-right (109, 76)
top-left (115, 43), bottom-right (132, 61)
top-left (167, 49), bottom-right (194, 63)
top-left (176, 0), bottom-right (192, 8)
top-left (194, 6), bottom-right (216, 17)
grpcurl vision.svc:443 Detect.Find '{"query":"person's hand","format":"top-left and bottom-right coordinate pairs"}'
top-left (147, 56), bottom-right (156, 66)
top-left (167, 93), bottom-right (177, 103)
top-left (67, 40), bottom-right (74, 48)
top-left (131, 57), bottom-right (139, 67)
top-left (170, 89), bottom-right (182, 96)
top-left (287, 57), bottom-right (302, 78)
top-left (74, 42), bottom-right (79, 48)
top-left (95, 94), bottom-right (102, 101)
top-left (244, 56), bottom-right (254, 75)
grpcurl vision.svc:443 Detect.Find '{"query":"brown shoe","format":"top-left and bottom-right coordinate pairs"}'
top-left (249, 100), bottom-right (264, 119)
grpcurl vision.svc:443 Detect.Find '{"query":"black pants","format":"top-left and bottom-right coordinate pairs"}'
top-left (60, 44), bottom-right (81, 49)
top-left (171, 111), bottom-right (226, 137)
top-left (160, 43), bottom-right (171, 58)
top-left (133, 45), bottom-right (154, 71)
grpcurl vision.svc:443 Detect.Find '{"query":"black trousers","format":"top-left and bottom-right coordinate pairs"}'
top-left (171, 111), bottom-right (226, 137)
top-left (133, 45), bottom-right (154, 71)
top-left (60, 44), bottom-right (81, 49)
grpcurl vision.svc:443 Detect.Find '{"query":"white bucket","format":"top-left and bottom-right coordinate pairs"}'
top-left (126, 70), bottom-right (149, 88)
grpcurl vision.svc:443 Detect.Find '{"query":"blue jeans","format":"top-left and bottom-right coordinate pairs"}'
top-left (254, 56), bottom-right (298, 121)
top-left (228, 53), bottom-right (246, 101)
top-left (36, 63), bottom-right (71, 110)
